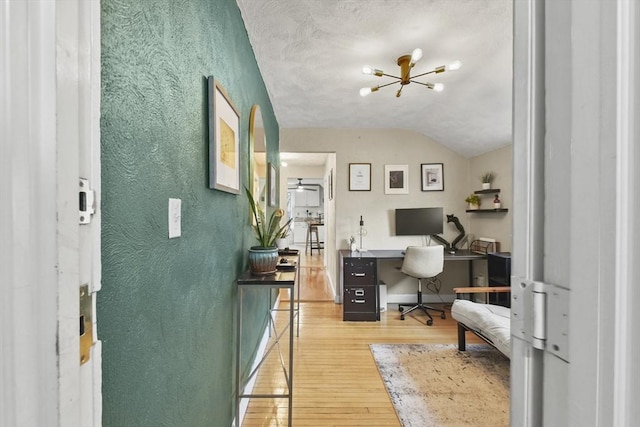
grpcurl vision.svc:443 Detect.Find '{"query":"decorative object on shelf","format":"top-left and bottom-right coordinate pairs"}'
top-left (360, 48), bottom-right (461, 98)
top-left (493, 194), bottom-right (502, 209)
top-left (421, 163), bottom-right (444, 192)
top-left (384, 164), bottom-right (409, 194)
top-left (465, 194), bottom-right (481, 210)
top-left (349, 163), bottom-right (371, 191)
top-left (245, 187), bottom-right (293, 275)
top-left (208, 76), bottom-right (240, 194)
top-left (480, 171), bottom-right (496, 190)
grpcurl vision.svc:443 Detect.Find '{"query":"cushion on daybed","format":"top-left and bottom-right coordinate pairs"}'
top-left (451, 299), bottom-right (511, 358)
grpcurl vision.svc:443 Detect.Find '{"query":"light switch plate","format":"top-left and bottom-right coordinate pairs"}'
top-left (168, 198), bottom-right (181, 238)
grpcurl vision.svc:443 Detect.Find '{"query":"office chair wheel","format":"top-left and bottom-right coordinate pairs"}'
top-left (426, 319), bottom-right (433, 326)
top-left (400, 315), bottom-right (405, 320)
top-left (441, 313), bottom-right (446, 319)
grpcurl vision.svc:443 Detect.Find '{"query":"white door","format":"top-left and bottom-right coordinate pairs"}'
top-left (0, 1), bottom-right (102, 426)
top-left (511, 1), bottom-right (639, 425)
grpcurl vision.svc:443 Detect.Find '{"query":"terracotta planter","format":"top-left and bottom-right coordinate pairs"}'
top-left (248, 246), bottom-right (278, 276)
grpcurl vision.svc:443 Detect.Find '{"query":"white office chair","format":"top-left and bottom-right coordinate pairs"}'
top-left (398, 245), bottom-right (446, 326)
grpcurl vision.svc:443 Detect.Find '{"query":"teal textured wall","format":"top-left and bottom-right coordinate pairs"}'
top-left (100, 0), bottom-right (278, 425)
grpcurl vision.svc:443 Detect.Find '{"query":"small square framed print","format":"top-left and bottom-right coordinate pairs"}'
top-left (384, 164), bottom-right (408, 194)
top-left (421, 163), bottom-right (444, 191)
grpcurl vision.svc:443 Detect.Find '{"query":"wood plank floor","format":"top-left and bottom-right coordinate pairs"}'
top-left (241, 249), bottom-right (484, 427)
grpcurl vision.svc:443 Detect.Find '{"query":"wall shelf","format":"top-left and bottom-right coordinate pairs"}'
top-left (474, 188), bottom-right (501, 194)
top-left (466, 208), bottom-right (509, 213)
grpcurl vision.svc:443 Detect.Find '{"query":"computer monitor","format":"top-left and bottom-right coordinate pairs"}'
top-left (395, 207), bottom-right (444, 236)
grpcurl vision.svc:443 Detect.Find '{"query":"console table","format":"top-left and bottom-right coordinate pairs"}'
top-left (235, 253), bottom-right (300, 427)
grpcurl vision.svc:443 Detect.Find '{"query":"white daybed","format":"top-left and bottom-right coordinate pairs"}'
top-left (451, 287), bottom-right (511, 359)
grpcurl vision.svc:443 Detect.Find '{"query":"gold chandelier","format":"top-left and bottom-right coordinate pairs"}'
top-left (360, 48), bottom-right (461, 98)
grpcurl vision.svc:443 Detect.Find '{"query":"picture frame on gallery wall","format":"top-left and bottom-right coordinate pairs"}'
top-left (384, 164), bottom-right (409, 194)
top-left (208, 76), bottom-right (240, 194)
top-left (349, 163), bottom-right (371, 191)
top-left (268, 163), bottom-right (277, 207)
top-left (421, 163), bottom-right (444, 191)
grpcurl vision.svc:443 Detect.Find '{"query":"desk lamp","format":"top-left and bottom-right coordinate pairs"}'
top-left (357, 215), bottom-right (368, 252)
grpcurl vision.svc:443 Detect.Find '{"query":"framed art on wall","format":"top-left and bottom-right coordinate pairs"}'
top-left (208, 76), bottom-right (240, 194)
top-left (349, 163), bottom-right (371, 191)
top-left (421, 163), bottom-right (444, 191)
top-left (384, 164), bottom-right (409, 194)
top-left (268, 163), bottom-right (277, 206)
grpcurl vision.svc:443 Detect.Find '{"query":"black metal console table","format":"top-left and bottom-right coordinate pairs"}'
top-left (235, 253), bottom-right (300, 427)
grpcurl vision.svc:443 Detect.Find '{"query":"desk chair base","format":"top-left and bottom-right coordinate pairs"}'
top-left (398, 287), bottom-right (446, 326)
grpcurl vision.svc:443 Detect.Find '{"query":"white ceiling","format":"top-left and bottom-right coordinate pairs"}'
top-left (236, 0), bottom-right (513, 160)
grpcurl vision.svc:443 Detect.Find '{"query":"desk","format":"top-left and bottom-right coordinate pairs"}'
top-left (339, 249), bottom-right (486, 318)
top-left (368, 249), bottom-right (486, 287)
top-left (235, 253), bottom-right (300, 427)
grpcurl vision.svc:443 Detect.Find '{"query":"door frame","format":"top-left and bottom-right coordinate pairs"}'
top-left (0, 1), bottom-right (102, 425)
top-left (511, 0), bottom-right (639, 425)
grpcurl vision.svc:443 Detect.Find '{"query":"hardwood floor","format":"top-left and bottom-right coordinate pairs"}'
top-left (241, 248), bottom-right (483, 426)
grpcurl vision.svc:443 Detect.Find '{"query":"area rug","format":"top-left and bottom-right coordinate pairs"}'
top-left (370, 343), bottom-right (509, 427)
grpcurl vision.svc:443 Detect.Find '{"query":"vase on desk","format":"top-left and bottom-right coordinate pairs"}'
top-left (248, 246), bottom-right (278, 276)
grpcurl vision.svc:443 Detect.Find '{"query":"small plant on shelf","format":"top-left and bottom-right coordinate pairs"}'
top-left (465, 194), bottom-right (481, 209)
top-left (480, 171), bottom-right (496, 189)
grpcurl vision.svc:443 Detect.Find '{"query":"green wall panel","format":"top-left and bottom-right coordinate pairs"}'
top-left (100, 0), bottom-right (278, 425)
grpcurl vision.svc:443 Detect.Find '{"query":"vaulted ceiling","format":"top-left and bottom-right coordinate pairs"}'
top-left (236, 0), bottom-right (513, 158)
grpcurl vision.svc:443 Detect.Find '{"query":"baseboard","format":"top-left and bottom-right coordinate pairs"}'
top-left (386, 293), bottom-right (456, 304)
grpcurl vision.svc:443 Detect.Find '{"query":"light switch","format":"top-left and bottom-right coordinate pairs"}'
top-left (168, 198), bottom-right (181, 238)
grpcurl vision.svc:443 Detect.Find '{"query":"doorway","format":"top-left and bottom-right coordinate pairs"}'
top-left (279, 152), bottom-right (336, 300)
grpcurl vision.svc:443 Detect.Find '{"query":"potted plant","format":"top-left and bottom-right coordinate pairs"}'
top-left (245, 187), bottom-right (293, 275)
top-left (480, 171), bottom-right (496, 189)
top-left (465, 194), bottom-right (481, 210)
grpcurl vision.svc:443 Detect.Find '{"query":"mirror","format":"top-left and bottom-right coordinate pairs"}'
top-left (249, 105), bottom-right (267, 213)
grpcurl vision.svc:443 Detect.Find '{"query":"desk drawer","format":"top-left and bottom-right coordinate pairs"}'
top-left (343, 259), bottom-right (376, 287)
top-left (343, 286), bottom-right (378, 321)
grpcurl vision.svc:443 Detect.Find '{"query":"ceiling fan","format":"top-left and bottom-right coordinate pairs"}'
top-left (288, 178), bottom-right (317, 192)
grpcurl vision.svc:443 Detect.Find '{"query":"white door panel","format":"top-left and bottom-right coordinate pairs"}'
top-left (512, 1), bottom-right (639, 426)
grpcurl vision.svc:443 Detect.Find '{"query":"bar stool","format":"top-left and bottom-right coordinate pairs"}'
top-left (305, 224), bottom-right (321, 255)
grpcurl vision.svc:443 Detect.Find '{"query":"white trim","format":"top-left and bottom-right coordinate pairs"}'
top-left (614, 0), bottom-right (637, 424)
top-left (1, 1), bottom-right (60, 425)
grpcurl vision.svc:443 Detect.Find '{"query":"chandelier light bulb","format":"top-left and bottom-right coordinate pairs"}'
top-left (359, 48), bottom-right (455, 96)
top-left (447, 60), bottom-right (462, 71)
top-left (410, 48), bottom-right (423, 64)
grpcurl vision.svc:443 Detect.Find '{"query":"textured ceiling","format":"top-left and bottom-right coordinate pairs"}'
top-left (236, 0), bottom-right (512, 158)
